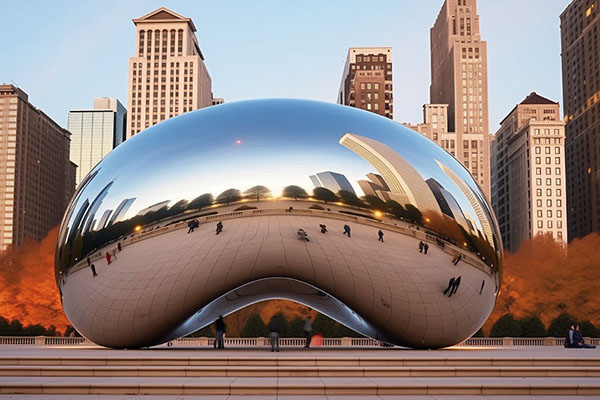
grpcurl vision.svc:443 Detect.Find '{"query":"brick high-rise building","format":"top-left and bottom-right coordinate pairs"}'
top-left (491, 93), bottom-right (567, 252)
top-left (560, 0), bottom-right (600, 241)
top-left (430, 0), bottom-right (490, 198)
top-left (127, 7), bottom-right (212, 138)
top-left (0, 84), bottom-right (76, 250)
top-left (338, 47), bottom-right (393, 119)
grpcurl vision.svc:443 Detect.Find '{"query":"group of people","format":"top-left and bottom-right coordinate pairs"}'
top-left (213, 315), bottom-right (314, 352)
top-left (418, 241), bottom-right (429, 254)
top-left (88, 242), bottom-right (122, 277)
top-left (295, 223), bottom-right (385, 243)
top-left (443, 276), bottom-right (462, 297)
top-left (451, 254), bottom-right (463, 265)
top-left (188, 219), bottom-right (223, 235)
top-left (565, 325), bottom-right (597, 348)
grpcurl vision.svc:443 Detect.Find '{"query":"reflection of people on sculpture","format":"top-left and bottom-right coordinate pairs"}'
top-left (86, 256), bottom-right (91, 266)
top-left (105, 252), bottom-right (112, 265)
top-left (297, 228), bottom-right (309, 241)
top-left (215, 316), bottom-right (226, 349)
top-left (479, 280), bottom-right (485, 294)
top-left (117, 242), bottom-right (122, 252)
top-left (268, 316), bottom-right (280, 352)
top-left (216, 221), bottom-right (223, 235)
top-left (418, 241), bottom-right (424, 253)
top-left (90, 264), bottom-right (97, 277)
top-left (319, 224), bottom-right (327, 233)
top-left (303, 316), bottom-right (313, 348)
top-left (378, 230), bottom-right (384, 242)
top-left (423, 243), bottom-right (429, 254)
top-left (343, 224), bottom-right (351, 237)
top-left (452, 254), bottom-right (462, 265)
top-left (450, 276), bottom-right (461, 297)
top-left (443, 277), bottom-right (455, 296)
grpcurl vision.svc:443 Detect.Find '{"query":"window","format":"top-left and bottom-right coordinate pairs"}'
top-left (537, 199), bottom-right (542, 207)
top-left (360, 83), bottom-right (365, 90)
top-left (367, 83), bottom-right (372, 90)
top-left (545, 147), bottom-right (551, 154)
top-left (536, 157), bottom-right (541, 164)
top-left (536, 168), bottom-right (541, 175)
top-left (557, 199), bottom-right (562, 207)
top-left (547, 210), bottom-right (553, 217)
top-left (374, 83), bottom-right (379, 90)
top-left (555, 157), bottom-right (561, 164)
top-left (556, 178), bottom-right (561, 185)
top-left (557, 210), bottom-right (562, 218)
top-left (548, 221), bottom-right (553, 228)
top-left (536, 178), bottom-right (542, 185)
top-left (535, 147), bottom-right (541, 154)
top-left (555, 147), bottom-right (560, 154)
top-left (538, 221), bottom-right (543, 228)
top-left (557, 189), bottom-right (562, 196)
top-left (537, 210), bottom-right (543, 217)
top-left (558, 221), bottom-right (563, 229)
top-left (546, 167), bottom-right (551, 175)
top-left (555, 167), bottom-right (561, 175)
top-left (547, 199), bottom-right (552, 207)
top-left (546, 178), bottom-right (551, 185)
top-left (536, 189), bottom-right (542, 196)
top-left (546, 189), bottom-right (552, 196)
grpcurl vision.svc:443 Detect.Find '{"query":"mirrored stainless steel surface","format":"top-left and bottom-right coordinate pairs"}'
top-left (55, 99), bottom-right (502, 349)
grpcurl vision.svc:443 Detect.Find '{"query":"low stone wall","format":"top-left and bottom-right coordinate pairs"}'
top-left (0, 336), bottom-right (598, 347)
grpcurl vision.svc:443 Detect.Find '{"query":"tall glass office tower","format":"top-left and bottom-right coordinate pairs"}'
top-left (68, 98), bottom-right (126, 186)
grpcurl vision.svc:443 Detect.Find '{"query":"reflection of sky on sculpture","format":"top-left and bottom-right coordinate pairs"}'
top-left (70, 99), bottom-right (492, 236)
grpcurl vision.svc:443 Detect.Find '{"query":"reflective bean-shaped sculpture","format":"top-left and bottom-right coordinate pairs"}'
top-left (55, 99), bottom-right (502, 349)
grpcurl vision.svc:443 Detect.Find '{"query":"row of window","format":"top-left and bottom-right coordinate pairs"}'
top-left (535, 188), bottom-right (562, 197)
top-left (355, 55), bottom-right (387, 62)
top-left (534, 146), bottom-right (561, 154)
top-left (535, 157), bottom-right (562, 166)
top-left (535, 198), bottom-right (562, 208)
top-left (535, 167), bottom-right (562, 177)
top-left (536, 220), bottom-right (563, 232)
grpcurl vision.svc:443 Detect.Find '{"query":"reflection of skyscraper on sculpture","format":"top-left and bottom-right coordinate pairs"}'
top-left (425, 178), bottom-right (470, 232)
top-left (137, 200), bottom-right (171, 216)
top-left (339, 133), bottom-right (440, 214)
top-left (108, 198), bottom-right (136, 225)
top-left (435, 159), bottom-right (494, 243)
top-left (309, 171), bottom-right (356, 195)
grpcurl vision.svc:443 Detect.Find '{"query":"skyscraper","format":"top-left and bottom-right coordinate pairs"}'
top-left (560, 0), bottom-right (600, 240)
top-left (309, 171), bottom-right (355, 195)
top-left (491, 93), bottom-right (567, 251)
top-left (338, 47), bottom-right (393, 119)
top-left (68, 98), bottom-right (126, 186)
top-left (127, 7), bottom-right (212, 138)
top-left (429, 0), bottom-right (490, 198)
top-left (0, 84), bottom-right (76, 250)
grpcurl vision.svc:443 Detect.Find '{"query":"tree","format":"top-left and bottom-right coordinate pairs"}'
top-left (363, 195), bottom-right (386, 210)
top-left (166, 199), bottom-right (188, 217)
top-left (216, 189), bottom-right (242, 205)
top-left (244, 185), bottom-right (271, 202)
top-left (547, 312), bottom-right (576, 337)
top-left (386, 200), bottom-right (406, 219)
top-left (240, 312), bottom-right (268, 337)
top-left (187, 193), bottom-right (213, 210)
top-left (577, 320), bottom-right (600, 337)
top-left (272, 312), bottom-right (289, 337)
top-left (518, 315), bottom-right (546, 337)
top-left (187, 325), bottom-right (214, 338)
top-left (287, 317), bottom-right (305, 337)
top-left (404, 204), bottom-right (423, 224)
top-left (490, 313), bottom-right (521, 337)
top-left (282, 185), bottom-right (308, 200)
top-left (313, 187), bottom-right (338, 203)
top-left (337, 190), bottom-right (365, 208)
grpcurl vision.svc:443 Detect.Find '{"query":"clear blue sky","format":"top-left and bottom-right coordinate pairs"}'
top-left (1, 0), bottom-right (570, 131)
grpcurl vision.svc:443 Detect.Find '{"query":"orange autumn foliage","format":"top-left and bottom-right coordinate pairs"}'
top-left (483, 233), bottom-right (600, 334)
top-left (0, 227), bottom-right (70, 334)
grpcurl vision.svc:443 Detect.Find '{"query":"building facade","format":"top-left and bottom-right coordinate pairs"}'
top-left (0, 84), bottom-right (76, 250)
top-left (560, 0), bottom-right (600, 241)
top-left (338, 47), bottom-right (393, 119)
top-left (429, 0), bottom-right (490, 198)
top-left (68, 98), bottom-right (126, 186)
top-left (127, 7), bottom-right (212, 138)
top-left (491, 93), bottom-right (567, 252)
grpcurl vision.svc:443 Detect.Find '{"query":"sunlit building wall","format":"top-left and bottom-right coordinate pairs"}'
top-left (0, 84), bottom-right (76, 250)
top-left (491, 92), bottom-right (567, 251)
top-left (127, 7), bottom-right (212, 138)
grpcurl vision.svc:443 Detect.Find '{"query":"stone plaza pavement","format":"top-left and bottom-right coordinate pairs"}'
top-left (0, 345), bottom-right (599, 399)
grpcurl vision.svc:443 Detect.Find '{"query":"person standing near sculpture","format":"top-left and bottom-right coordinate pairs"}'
top-left (268, 316), bottom-right (281, 352)
top-left (303, 316), bottom-right (313, 348)
top-left (215, 316), bottom-right (226, 349)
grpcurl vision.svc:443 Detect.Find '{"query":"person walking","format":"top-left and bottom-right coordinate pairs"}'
top-left (343, 224), bottom-right (351, 237)
top-left (216, 221), bottom-right (223, 235)
top-left (90, 264), bottom-right (97, 277)
top-left (105, 252), bottom-right (112, 265)
top-left (378, 230), bottom-right (384, 242)
top-left (443, 277), bottom-right (456, 296)
top-left (423, 243), bottom-right (429, 254)
top-left (86, 256), bottom-right (91, 266)
top-left (452, 254), bottom-right (462, 265)
top-left (215, 316), bottom-right (226, 349)
top-left (297, 228), bottom-right (309, 241)
top-left (268, 316), bottom-right (281, 352)
top-left (418, 241), bottom-right (424, 253)
top-left (117, 242), bottom-right (122, 252)
top-left (303, 316), bottom-right (313, 348)
top-left (319, 224), bottom-right (327, 233)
